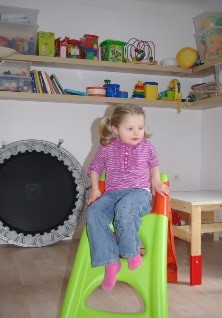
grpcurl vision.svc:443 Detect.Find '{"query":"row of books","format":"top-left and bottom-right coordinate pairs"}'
top-left (30, 70), bottom-right (65, 94)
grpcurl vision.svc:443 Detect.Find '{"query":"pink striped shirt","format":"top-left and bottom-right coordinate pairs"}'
top-left (88, 138), bottom-right (159, 192)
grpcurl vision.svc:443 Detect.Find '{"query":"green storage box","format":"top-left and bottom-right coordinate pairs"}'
top-left (100, 39), bottom-right (126, 62)
top-left (37, 31), bottom-right (55, 57)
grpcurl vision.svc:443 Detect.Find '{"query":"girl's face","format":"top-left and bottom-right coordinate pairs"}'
top-left (112, 114), bottom-right (145, 146)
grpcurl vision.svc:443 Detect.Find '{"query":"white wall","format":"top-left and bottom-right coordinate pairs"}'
top-left (0, 0), bottom-right (222, 193)
top-left (201, 107), bottom-right (222, 190)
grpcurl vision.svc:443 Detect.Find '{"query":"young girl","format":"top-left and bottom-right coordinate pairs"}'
top-left (86, 104), bottom-right (169, 291)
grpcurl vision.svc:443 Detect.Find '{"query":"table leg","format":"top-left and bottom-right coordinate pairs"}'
top-left (190, 255), bottom-right (202, 285)
top-left (190, 206), bottom-right (202, 285)
top-left (214, 211), bottom-right (220, 241)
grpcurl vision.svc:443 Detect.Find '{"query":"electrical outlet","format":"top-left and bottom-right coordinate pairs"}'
top-left (173, 174), bottom-right (180, 182)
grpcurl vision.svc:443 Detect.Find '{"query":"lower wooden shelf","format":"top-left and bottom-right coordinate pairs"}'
top-left (0, 91), bottom-right (180, 109)
top-left (0, 91), bottom-right (222, 110)
top-left (188, 94), bottom-right (222, 110)
top-left (173, 222), bottom-right (222, 242)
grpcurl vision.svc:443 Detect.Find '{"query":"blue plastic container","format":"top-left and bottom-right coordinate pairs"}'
top-left (106, 83), bottom-right (120, 97)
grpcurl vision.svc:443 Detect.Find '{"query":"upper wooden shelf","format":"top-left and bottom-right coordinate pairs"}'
top-left (6, 54), bottom-right (192, 76)
top-left (6, 54), bottom-right (222, 78)
top-left (190, 56), bottom-right (222, 78)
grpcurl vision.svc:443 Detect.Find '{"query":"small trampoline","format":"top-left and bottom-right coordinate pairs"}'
top-left (0, 139), bottom-right (88, 247)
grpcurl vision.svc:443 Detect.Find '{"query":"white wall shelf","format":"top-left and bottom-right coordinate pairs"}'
top-left (190, 57), bottom-right (222, 78)
top-left (2, 54), bottom-right (222, 110)
top-left (6, 54), bottom-right (192, 76)
top-left (0, 91), bottom-right (181, 109)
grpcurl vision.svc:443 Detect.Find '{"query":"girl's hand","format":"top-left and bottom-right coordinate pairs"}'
top-left (151, 179), bottom-right (170, 197)
top-left (87, 188), bottom-right (102, 205)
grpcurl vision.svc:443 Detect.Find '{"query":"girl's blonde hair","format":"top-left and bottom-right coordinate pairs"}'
top-left (99, 104), bottom-right (151, 146)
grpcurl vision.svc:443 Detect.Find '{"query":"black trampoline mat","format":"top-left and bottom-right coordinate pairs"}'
top-left (0, 151), bottom-right (77, 234)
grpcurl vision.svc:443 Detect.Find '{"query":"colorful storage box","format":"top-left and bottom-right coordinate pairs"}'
top-left (0, 5), bottom-right (39, 25)
top-left (55, 37), bottom-right (81, 58)
top-left (66, 39), bottom-right (81, 59)
top-left (100, 39), bottom-right (126, 62)
top-left (0, 21), bottom-right (38, 55)
top-left (193, 11), bottom-right (222, 33)
top-left (37, 31), bottom-right (55, 57)
top-left (194, 26), bottom-right (222, 62)
top-left (81, 34), bottom-right (99, 60)
top-left (0, 75), bottom-right (32, 92)
top-left (215, 63), bottom-right (222, 83)
top-left (190, 81), bottom-right (219, 101)
top-left (0, 60), bottom-right (31, 77)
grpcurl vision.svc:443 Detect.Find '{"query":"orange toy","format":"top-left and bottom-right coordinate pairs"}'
top-left (152, 173), bottom-right (178, 283)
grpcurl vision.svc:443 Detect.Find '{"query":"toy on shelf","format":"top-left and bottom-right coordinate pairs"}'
top-left (167, 79), bottom-right (182, 101)
top-left (67, 39), bottom-right (81, 59)
top-left (0, 76), bottom-right (32, 92)
top-left (100, 39), bottom-right (126, 62)
top-left (103, 80), bottom-right (128, 97)
top-left (195, 26), bottom-right (222, 63)
top-left (80, 34), bottom-right (99, 60)
top-left (124, 38), bottom-right (157, 64)
top-left (176, 47), bottom-right (199, 68)
top-left (0, 34), bottom-right (36, 55)
top-left (118, 91), bottom-right (128, 98)
top-left (187, 81), bottom-right (218, 102)
top-left (55, 37), bottom-right (81, 58)
top-left (106, 83), bottom-right (120, 97)
top-left (158, 79), bottom-right (182, 101)
top-left (193, 11), bottom-right (222, 34)
top-left (37, 31), bottom-right (55, 57)
top-left (132, 80), bottom-right (144, 98)
top-left (144, 81), bottom-right (158, 100)
top-left (158, 90), bottom-right (174, 100)
top-left (55, 37), bottom-right (67, 57)
top-left (86, 86), bottom-right (106, 96)
top-left (103, 79), bottom-right (111, 87)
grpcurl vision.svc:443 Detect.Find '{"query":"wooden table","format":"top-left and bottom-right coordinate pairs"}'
top-left (170, 190), bottom-right (222, 285)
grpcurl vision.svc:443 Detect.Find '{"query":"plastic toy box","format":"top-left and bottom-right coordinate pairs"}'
top-left (215, 63), bottom-right (222, 94)
top-left (0, 60), bottom-right (31, 77)
top-left (190, 81), bottom-right (219, 100)
top-left (0, 21), bottom-right (38, 55)
top-left (80, 34), bottom-right (99, 60)
top-left (194, 26), bottom-right (222, 62)
top-left (100, 40), bottom-right (126, 62)
top-left (37, 31), bottom-right (55, 57)
top-left (66, 39), bottom-right (81, 58)
top-left (0, 75), bottom-right (32, 92)
top-left (193, 11), bottom-right (222, 33)
top-left (55, 37), bottom-right (81, 58)
top-left (0, 5), bottom-right (39, 25)
top-left (100, 39), bottom-right (126, 62)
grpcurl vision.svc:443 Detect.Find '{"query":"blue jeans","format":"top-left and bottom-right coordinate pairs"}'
top-left (86, 188), bottom-right (152, 267)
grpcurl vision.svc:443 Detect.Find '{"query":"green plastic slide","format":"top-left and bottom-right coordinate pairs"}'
top-left (59, 212), bottom-right (168, 318)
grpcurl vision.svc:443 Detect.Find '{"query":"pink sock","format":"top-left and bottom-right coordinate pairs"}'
top-left (102, 262), bottom-right (122, 291)
top-left (128, 254), bottom-right (142, 270)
